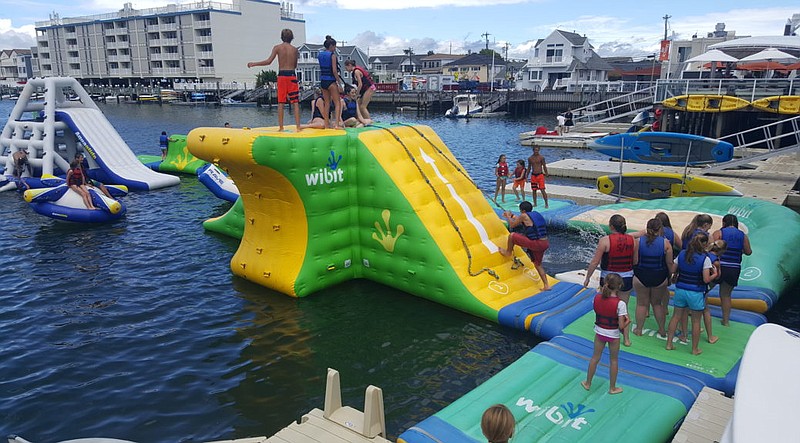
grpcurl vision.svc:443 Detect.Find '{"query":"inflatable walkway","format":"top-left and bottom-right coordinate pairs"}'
top-left (188, 123), bottom-right (585, 327)
top-left (0, 77), bottom-right (179, 192)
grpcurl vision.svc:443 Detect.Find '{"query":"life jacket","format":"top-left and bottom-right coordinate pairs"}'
top-left (662, 226), bottom-right (676, 250)
top-left (720, 226), bottom-right (745, 268)
top-left (594, 293), bottom-right (620, 330)
top-left (636, 235), bottom-right (665, 270)
top-left (69, 166), bottom-right (84, 186)
top-left (682, 228), bottom-right (708, 250)
top-left (159, 134), bottom-right (168, 147)
top-left (342, 97), bottom-right (358, 120)
top-left (496, 161), bottom-right (509, 176)
top-left (601, 233), bottom-right (634, 272)
top-left (513, 165), bottom-right (525, 180)
top-left (522, 211), bottom-right (547, 240)
top-left (318, 51), bottom-right (335, 81)
top-left (353, 66), bottom-right (374, 90)
top-left (676, 250), bottom-right (706, 292)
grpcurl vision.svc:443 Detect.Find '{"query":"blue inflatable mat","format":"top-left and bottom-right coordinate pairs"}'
top-left (497, 282), bottom-right (592, 333)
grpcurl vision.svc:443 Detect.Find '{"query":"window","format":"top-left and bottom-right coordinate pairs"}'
top-left (545, 44), bottom-right (563, 63)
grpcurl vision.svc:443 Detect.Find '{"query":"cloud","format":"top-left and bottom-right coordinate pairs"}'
top-left (298, 0), bottom-right (535, 9)
top-left (0, 19), bottom-right (36, 49)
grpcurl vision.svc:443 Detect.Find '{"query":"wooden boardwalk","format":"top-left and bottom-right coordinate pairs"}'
top-left (672, 387), bottom-right (733, 443)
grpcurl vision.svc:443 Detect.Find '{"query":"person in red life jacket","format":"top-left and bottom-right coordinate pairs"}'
top-left (498, 201), bottom-right (551, 291)
top-left (711, 214), bottom-right (752, 326)
top-left (344, 59), bottom-right (375, 124)
top-left (583, 214), bottom-right (638, 346)
top-left (511, 159), bottom-right (527, 201)
top-left (666, 233), bottom-right (719, 355)
top-left (582, 273), bottom-right (630, 395)
top-left (631, 217), bottom-right (676, 338)
top-left (526, 145), bottom-right (548, 208)
top-left (66, 158), bottom-right (97, 210)
top-left (493, 154), bottom-right (509, 203)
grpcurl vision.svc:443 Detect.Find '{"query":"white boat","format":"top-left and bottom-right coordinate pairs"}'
top-left (445, 94), bottom-right (482, 118)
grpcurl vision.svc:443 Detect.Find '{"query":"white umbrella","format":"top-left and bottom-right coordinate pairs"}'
top-left (738, 48), bottom-right (796, 62)
top-left (685, 49), bottom-right (739, 63)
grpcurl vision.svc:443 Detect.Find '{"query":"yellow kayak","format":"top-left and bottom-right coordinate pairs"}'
top-left (596, 172), bottom-right (743, 200)
top-left (750, 95), bottom-right (800, 114)
top-left (661, 94), bottom-right (750, 112)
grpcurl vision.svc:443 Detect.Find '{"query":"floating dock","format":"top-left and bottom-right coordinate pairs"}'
top-left (672, 387), bottom-right (733, 443)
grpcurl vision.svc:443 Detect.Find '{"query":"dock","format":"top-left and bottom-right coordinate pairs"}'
top-left (672, 387), bottom-right (733, 443)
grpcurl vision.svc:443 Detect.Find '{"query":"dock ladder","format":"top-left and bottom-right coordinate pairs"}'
top-left (571, 86), bottom-right (656, 130)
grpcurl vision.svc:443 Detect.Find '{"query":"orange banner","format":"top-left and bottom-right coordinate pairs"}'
top-left (659, 40), bottom-right (671, 61)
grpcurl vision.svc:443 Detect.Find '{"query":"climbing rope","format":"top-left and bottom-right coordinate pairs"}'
top-left (375, 123), bottom-right (499, 279)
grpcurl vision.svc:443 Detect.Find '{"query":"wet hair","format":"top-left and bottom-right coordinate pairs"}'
top-left (645, 217), bottom-right (663, 246)
top-left (601, 273), bottom-right (623, 298)
top-left (280, 28), bottom-right (294, 43)
top-left (654, 211), bottom-right (672, 229)
top-left (69, 159), bottom-right (81, 169)
top-left (685, 232), bottom-right (709, 264)
top-left (519, 201), bottom-right (533, 213)
top-left (481, 404), bottom-right (514, 443)
top-left (344, 59), bottom-right (356, 67)
top-left (707, 239), bottom-right (727, 256)
top-left (609, 214), bottom-right (627, 233)
top-left (722, 214), bottom-right (739, 228)
top-left (682, 214), bottom-right (713, 241)
top-left (323, 35), bottom-right (337, 49)
top-left (161, 131), bottom-right (167, 135)
top-left (497, 154), bottom-right (506, 163)
top-left (516, 159), bottom-right (525, 166)
top-left (343, 83), bottom-right (355, 94)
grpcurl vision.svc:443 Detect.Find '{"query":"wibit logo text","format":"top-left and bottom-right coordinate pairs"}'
top-left (516, 397), bottom-right (595, 430)
top-left (305, 150), bottom-right (345, 186)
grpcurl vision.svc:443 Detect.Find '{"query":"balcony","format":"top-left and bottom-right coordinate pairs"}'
top-left (106, 27), bottom-right (128, 35)
top-left (108, 55), bottom-right (131, 62)
top-left (37, 34), bottom-right (48, 42)
top-left (194, 20), bottom-right (211, 28)
top-left (198, 66), bottom-right (215, 75)
top-left (195, 35), bottom-right (212, 44)
top-left (152, 67), bottom-right (182, 75)
top-left (66, 69), bottom-right (82, 76)
top-left (196, 51), bottom-right (213, 59)
top-left (109, 68), bottom-right (132, 76)
top-left (106, 41), bottom-right (130, 49)
top-left (68, 57), bottom-right (81, 63)
top-left (149, 23), bottom-right (178, 32)
top-left (158, 38), bottom-right (178, 46)
top-left (66, 44), bottom-right (78, 51)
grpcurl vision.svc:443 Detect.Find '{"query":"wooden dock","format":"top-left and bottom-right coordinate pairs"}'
top-left (672, 387), bottom-right (733, 443)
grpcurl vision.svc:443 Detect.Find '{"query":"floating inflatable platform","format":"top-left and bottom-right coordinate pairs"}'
top-left (398, 335), bottom-right (706, 443)
top-left (197, 163), bottom-right (239, 202)
top-left (24, 184), bottom-right (126, 223)
top-left (138, 135), bottom-right (208, 175)
top-left (188, 123), bottom-right (575, 329)
top-left (589, 132), bottom-right (734, 165)
top-left (661, 95), bottom-right (750, 113)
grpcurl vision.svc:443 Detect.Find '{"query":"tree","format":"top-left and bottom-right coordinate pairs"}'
top-left (255, 70), bottom-right (278, 88)
top-left (427, 50), bottom-right (434, 56)
top-left (479, 49), bottom-right (505, 62)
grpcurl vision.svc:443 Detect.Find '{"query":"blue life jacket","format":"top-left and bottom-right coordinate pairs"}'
top-left (662, 226), bottom-right (676, 249)
top-left (159, 134), bottom-right (168, 147)
top-left (676, 250), bottom-right (706, 292)
top-left (720, 226), bottom-right (745, 268)
top-left (523, 211), bottom-right (547, 240)
top-left (342, 98), bottom-right (357, 120)
top-left (318, 51), bottom-right (335, 81)
top-left (636, 236), bottom-right (665, 270)
top-left (682, 228), bottom-right (708, 250)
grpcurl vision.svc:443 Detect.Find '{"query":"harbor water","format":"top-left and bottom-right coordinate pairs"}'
top-left (0, 100), bottom-right (797, 442)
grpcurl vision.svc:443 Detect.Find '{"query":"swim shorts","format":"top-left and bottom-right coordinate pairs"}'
top-left (634, 268), bottom-right (669, 288)
top-left (672, 287), bottom-right (705, 311)
top-left (277, 71), bottom-right (299, 104)
top-left (512, 178), bottom-right (525, 189)
top-left (510, 234), bottom-right (549, 265)
top-left (360, 84), bottom-right (376, 97)
top-left (719, 266), bottom-right (741, 288)
top-left (320, 79), bottom-right (336, 90)
top-left (530, 173), bottom-right (546, 190)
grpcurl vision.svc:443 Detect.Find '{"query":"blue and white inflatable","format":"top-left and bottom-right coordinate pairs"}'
top-left (24, 184), bottom-right (127, 223)
top-left (197, 163), bottom-right (239, 202)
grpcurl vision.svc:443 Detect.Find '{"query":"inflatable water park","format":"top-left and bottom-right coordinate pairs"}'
top-left (0, 77), bottom-right (179, 222)
top-left (181, 120), bottom-right (799, 442)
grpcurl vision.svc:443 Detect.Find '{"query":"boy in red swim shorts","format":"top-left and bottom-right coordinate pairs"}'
top-left (527, 145), bottom-right (549, 208)
top-left (247, 29), bottom-right (301, 132)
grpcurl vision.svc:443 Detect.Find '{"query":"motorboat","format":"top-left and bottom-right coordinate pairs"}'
top-left (444, 94), bottom-right (482, 118)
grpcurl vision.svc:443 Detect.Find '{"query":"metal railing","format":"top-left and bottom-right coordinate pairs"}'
top-left (569, 85), bottom-right (656, 127)
top-left (656, 78), bottom-right (799, 102)
top-left (702, 115), bottom-right (800, 174)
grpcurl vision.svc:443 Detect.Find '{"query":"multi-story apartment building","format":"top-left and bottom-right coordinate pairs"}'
top-left (34, 0), bottom-right (305, 86)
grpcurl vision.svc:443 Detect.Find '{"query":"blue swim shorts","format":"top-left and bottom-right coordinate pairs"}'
top-left (673, 287), bottom-right (705, 311)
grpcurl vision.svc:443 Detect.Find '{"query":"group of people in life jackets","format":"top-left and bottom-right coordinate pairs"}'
top-left (497, 203), bottom-right (751, 394)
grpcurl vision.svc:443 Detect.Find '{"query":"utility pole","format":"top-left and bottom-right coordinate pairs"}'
top-left (481, 32), bottom-right (491, 50)
top-left (663, 14), bottom-right (671, 40)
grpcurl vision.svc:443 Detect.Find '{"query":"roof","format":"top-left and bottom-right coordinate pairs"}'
top-left (709, 36), bottom-right (800, 58)
top-left (556, 30), bottom-right (588, 46)
top-left (568, 51), bottom-right (614, 71)
top-left (420, 53), bottom-right (465, 61)
top-left (369, 54), bottom-right (423, 66)
top-left (443, 53), bottom-right (506, 67)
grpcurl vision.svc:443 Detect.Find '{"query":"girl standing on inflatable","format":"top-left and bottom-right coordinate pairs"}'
top-left (632, 218), bottom-right (675, 338)
top-left (582, 273), bottom-right (629, 395)
top-left (681, 213), bottom-right (713, 250)
top-left (712, 214), bottom-right (752, 326)
top-left (494, 154), bottom-right (509, 203)
top-left (667, 233), bottom-right (718, 355)
top-left (318, 35), bottom-right (344, 129)
top-left (344, 59), bottom-right (375, 124)
top-left (66, 158), bottom-right (97, 210)
top-left (584, 214), bottom-right (637, 347)
top-left (511, 159), bottom-right (527, 201)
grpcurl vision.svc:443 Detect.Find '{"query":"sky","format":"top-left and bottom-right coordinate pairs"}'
top-left (0, 0), bottom-right (797, 59)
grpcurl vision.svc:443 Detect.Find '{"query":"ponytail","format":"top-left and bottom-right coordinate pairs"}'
top-left (601, 273), bottom-right (623, 298)
top-left (645, 218), bottom-right (662, 246)
top-left (609, 214), bottom-right (627, 234)
top-left (686, 233), bottom-right (708, 264)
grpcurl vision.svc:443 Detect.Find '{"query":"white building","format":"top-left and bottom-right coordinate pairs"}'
top-left (34, 0), bottom-right (306, 85)
top-left (517, 30), bottom-right (612, 91)
top-left (0, 49), bottom-right (33, 86)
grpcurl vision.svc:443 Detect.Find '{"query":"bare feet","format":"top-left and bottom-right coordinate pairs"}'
top-left (666, 343), bottom-right (675, 351)
top-left (708, 336), bottom-right (719, 344)
top-left (541, 285), bottom-right (551, 291)
top-left (581, 380), bottom-right (591, 390)
top-left (609, 386), bottom-right (623, 395)
top-left (623, 339), bottom-right (631, 347)
top-left (721, 320), bottom-right (730, 326)
top-left (633, 328), bottom-right (643, 336)
top-left (498, 248), bottom-right (511, 257)
top-left (692, 348), bottom-right (703, 355)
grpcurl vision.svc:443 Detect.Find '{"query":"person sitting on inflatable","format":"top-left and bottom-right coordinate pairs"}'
top-left (66, 158), bottom-right (97, 210)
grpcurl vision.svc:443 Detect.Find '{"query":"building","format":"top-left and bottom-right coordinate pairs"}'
top-left (33, 0), bottom-right (305, 86)
top-left (0, 49), bottom-right (33, 85)
top-left (664, 23), bottom-right (741, 79)
top-left (517, 29), bottom-right (613, 91)
top-left (441, 52), bottom-right (505, 83)
top-left (605, 57), bottom-right (661, 82)
top-left (296, 44), bottom-right (369, 88)
top-left (420, 53), bottom-right (464, 75)
top-left (368, 54), bottom-right (422, 83)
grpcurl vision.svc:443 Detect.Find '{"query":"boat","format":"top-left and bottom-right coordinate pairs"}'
top-left (596, 172), bottom-right (743, 199)
top-left (719, 323), bottom-right (800, 443)
top-left (750, 95), bottom-right (800, 114)
top-left (519, 126), bottom-right (607, 148)
top-left (589, 132), bottom-right (734, 165)
top-left (444, 94), bottom-right (482, 118)
top-left (661, 94), bottom-right (750, 112)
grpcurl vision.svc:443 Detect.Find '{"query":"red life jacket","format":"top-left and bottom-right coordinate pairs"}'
top-left (601, 233), bottom-right (634, 272)
top-left (594, 293), bottom-right (620, 329)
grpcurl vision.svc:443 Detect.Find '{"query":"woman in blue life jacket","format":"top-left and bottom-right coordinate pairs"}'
top-left (681, 213), bottom-right (713, 250)
top-left (498, 201), bottom-right (550, 291)
top-left (318, 35), bottom-right (345, 129)
top-left (666, 233), bottom-right (719, 355)
top-left (712, 214), bottom-right (752, 326)
top-left (632, 218), bottom-right (675, 338)
top-left (340, 85), bottom-right (366, 127)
